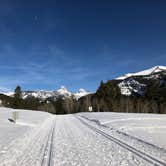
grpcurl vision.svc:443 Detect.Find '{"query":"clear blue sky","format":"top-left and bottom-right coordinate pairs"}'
top-left (0, 0), bottom-right (166, 92)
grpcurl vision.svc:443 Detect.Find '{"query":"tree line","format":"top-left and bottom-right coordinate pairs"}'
top-left (1, 78), bottom-right (166, 114)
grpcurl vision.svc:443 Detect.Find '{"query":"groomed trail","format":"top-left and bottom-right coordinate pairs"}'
top-left (0, 113), bottom-right (166, 166)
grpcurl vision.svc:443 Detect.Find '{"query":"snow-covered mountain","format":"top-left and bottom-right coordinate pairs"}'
top-left (118, 78), bottom-right (146, 96)
top-left (116, 66), bottom-right (166, 80)
top-left (22, 90), bottom-right (59, 100)
top-left (57, 86), bottom-right (72, 97)
top-left (116, 66), bottom-right (166, 96)
top-left (0, 91), bottom-right (14, 97)
top-left (5, 86), bottom-right (92, 101)
top-left (74, 89), bottom-right (92, 100)
top-left (1, 65), bottom-right (166, 99)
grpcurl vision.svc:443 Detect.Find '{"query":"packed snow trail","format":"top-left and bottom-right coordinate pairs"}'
top-left (49, 115), bottom-right (161, 166)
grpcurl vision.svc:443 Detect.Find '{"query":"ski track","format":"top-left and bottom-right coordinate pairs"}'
top-left (41, 119), bottom-right (56, 166)
top-left (0, 114), bottom-right (166, 166)
top-left (79, 115), bottom-right (166, 162)
top-left (76, 116), bottom-right (166, 166)
top-left (0, 117), bottom-right (55, 166)
top-left (50, 115), bottom-right (149, 166)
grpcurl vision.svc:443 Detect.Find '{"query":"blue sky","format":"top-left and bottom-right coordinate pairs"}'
top-left (0, 0), bottom-right (166, 92)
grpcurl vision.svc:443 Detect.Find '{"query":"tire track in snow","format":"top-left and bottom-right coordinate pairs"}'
top-left (76, 116), bottom-right (166, 166)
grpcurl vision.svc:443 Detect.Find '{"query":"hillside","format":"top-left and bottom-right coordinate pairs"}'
top-left (78, 66), bottom-right (166, 114)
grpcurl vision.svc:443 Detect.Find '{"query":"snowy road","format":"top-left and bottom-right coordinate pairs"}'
top-left (0, 109), bottom-right (166, 166)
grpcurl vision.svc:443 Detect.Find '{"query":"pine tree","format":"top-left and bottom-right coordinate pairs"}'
top-left (13, 86), bottom-right (22, 108)
top-left (14, 86), bottom-right (22, 99)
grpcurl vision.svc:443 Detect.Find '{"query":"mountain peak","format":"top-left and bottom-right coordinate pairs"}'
top-left (116, 65), bottom-right (166, 80)
top-left (116, 65), bottom-right (166, 96)
top-left (74, 88), bottom-right (92, 100)
top-left (78, 88), bottom-right (87, 93)
top-left (60, 85), bottom-right (67, 90)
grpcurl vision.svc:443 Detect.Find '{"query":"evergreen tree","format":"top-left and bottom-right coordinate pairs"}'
top-left (14, 86), bottom-right (22, 99)
top-left (13, 86), bottom-right (22, 108)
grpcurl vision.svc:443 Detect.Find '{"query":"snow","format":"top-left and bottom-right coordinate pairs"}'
top-left (74, 88), bottom-right (92, 100)
top-left (116, 65), bottom-right (166, 80)
top-left (118, 78), bottom-right (145, 95)
top-left (116, 66), bottom-right (166, 96)
top-left (57, 86), bottom-right (72, 97)
top-left (1, 92), bottom-right (14, 97)
top-left (51, 115), bottom-right (148, 166)
top-left (0, 108), bottom-right (166, 165)
top-left (80, 112), bottom-right (166, 149)
top-left (4, 87), bottom-right (91, 101)
top-left (22, 90), bottom-right (57, 100)
top-left (0, 107), bottom-right (54, 165)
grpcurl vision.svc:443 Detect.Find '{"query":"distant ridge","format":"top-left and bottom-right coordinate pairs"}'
top-left (2, 86), bottom-right (92, 101)
top-left (116, 66), bottom-right (166, 80)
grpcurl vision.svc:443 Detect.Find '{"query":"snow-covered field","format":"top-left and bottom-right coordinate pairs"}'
top-left (0, 107), bottom-right (166, 166)
top-left (0, 107), bottom-right (54, 165)
top-left (0, 108), bottom-right (51, 148)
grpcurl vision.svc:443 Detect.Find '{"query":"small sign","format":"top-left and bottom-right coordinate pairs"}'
top-left (88, 106), bottom-right (93, 112)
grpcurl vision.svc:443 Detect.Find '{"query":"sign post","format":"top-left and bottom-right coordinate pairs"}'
top-left (13, 111), bottom-right (19, 123)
